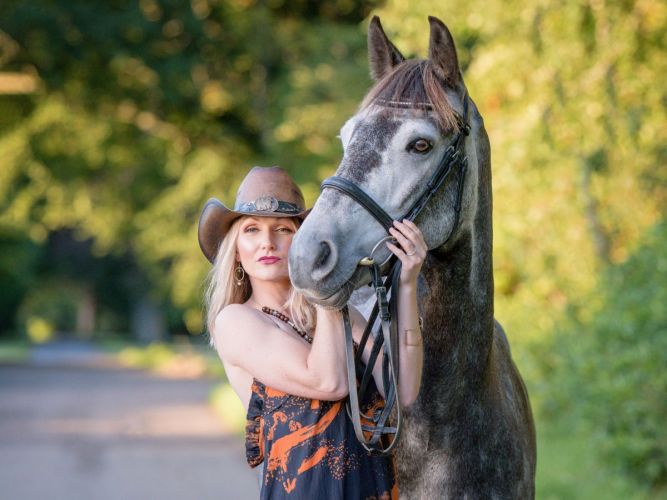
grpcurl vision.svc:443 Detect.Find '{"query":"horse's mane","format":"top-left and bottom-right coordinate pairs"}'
top-left (360, 59), bottom-right (461, 133)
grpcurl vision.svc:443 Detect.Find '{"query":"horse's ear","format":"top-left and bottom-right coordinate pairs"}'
top-left (368, 16), bottom-right (405, 81)
top-left (428, 16), bottom-right (461, 86)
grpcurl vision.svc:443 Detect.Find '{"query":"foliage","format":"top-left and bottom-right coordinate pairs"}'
top-left (5, 0), bottom-right (662, 340)
top-left (16, 280), bottom-right (80, 335)
top-left (550, 221), bottom-right (667, 490)
top-left (536, 421), bottom-right (651, 500)
top-left (373, 0), bottom-right (666, 344)
top-left (0, 0), bottom-right (375, 336)
top-left (0, 233), bottom-right (41, 333)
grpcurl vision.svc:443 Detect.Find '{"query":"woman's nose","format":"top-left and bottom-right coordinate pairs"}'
top-left (260, 230), bottom-right (276, 249)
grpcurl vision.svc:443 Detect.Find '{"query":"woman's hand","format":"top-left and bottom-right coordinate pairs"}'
top-left (386, 219), bottom-right (427, 284)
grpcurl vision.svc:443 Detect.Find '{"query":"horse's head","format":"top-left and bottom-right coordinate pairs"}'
top-left (290, 16), bottom-right (488, 308)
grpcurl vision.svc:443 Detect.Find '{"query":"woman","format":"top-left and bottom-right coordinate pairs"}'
top-left (199, 166), bottom-right (425, 499)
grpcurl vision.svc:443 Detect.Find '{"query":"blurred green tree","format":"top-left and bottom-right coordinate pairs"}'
top-left (0, 0), bottom-right (377, 337)
top-left (552, 220), bottom-right (667, 490)
top-left (371, 0), bottom-right (666, 345)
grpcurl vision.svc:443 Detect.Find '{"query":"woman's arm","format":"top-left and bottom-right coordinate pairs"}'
top-left (214, 304), bottom-right (348, 401)
top-left (386, 219), bottom-right (425, 407)
top-left (394, 278), bottom-right (423, 406)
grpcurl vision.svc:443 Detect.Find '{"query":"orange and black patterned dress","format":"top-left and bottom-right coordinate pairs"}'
top-left (245, 373), bottom-right (398, 499)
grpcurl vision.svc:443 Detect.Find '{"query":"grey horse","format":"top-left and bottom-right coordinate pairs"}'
top-left (289, 15), bottom-right (536, 499)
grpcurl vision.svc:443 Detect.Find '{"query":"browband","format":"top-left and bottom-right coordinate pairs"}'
top-left (374, 99), bottom-right (434, 110)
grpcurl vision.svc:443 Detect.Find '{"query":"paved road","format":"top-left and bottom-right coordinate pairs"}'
top-left (0, 357), bottom-right (258, 500)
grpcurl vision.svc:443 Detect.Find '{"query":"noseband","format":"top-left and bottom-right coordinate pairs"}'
top-left (320, 94), bottom-right (470, 455)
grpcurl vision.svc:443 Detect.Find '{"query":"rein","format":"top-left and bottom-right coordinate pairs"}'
top-left (320, 94), bottom-right (470, 455)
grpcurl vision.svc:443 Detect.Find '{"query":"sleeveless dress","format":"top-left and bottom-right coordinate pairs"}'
top-left (245, 360), bottom-right (398, 499)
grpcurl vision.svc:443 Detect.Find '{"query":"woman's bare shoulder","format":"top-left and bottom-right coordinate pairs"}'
top-left (213, 304), bottom-right (269, 352)
top-left (216, 303), bottom-right (248, 323)
top-left (213, 304), bottom-right (313, 391)
top-left (215, 303), bottom-right (265, 335)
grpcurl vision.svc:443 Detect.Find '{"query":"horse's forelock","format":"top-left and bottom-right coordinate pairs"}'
top-left (360, 59), bottom-right (461, 133)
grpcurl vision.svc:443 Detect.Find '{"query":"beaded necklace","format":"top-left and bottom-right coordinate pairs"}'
top-left (261, 306), bottom-right (313, 345)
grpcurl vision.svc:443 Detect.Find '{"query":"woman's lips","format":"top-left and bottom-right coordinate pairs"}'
top-left (258, 256), bottom-right (281, 264)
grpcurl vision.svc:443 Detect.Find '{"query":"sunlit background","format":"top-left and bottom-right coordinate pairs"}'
top-left (0, 0), bottom-right (665, 498)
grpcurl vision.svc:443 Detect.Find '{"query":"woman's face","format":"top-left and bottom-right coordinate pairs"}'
top-left (236, 216), bottom-right (298, 285)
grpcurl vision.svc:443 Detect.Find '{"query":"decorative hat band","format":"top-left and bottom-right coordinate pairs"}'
top-left (235, 195), bottom-right (303, 214)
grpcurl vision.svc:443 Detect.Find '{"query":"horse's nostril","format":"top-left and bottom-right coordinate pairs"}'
top-left (310, 239), bottom-right (338, 281)
top-left (315, 241), bottom-right (332, 268)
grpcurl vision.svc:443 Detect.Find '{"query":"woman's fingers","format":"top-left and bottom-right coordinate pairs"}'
top-left (393, 220), bottom-right (421, 246)
top-left (388, 220), bottom-right (427, 284)
top-left (387, 239), bottom-right (420, 281)
top-left (385, 240), bottom-right (403, 257)
top-left (391, 220), bottom-right (426, 255)
top-left (393, 219), bottom-right (416, 237)
top-left (389, 227), bottom-right (415, 255)
top-left (401, 219), bottom-right (427, 247)
top-left (386, 241), bottom-right (412, 264)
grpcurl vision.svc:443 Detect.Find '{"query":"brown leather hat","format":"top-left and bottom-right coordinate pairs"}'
top-left (198, 166), bottom-right (309, 263)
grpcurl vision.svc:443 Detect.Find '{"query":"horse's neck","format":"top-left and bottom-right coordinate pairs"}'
top-left (419, 107), bottom-right (495, 381)
top-left (421, 221), bottom-right (495, 381)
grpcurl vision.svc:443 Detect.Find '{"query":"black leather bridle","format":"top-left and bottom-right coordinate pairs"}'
top-left (320, 93), bottom-right (470, 455)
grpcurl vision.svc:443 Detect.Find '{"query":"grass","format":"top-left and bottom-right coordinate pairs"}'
top-left (0, 340), bottom-right (30, 363)
top-left (103, 340), bottom-right (227, 380)
top-left (536, 417), bottom-right (658, 500)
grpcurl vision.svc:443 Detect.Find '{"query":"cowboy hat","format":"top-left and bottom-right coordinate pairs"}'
top-left (198, 166), bottom-right (310, 263)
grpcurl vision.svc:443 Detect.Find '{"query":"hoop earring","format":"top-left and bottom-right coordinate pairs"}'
top-left (235, 264), bottom-right (245, 287)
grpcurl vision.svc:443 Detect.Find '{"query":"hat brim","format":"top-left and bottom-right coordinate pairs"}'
top-left (198, 198), bottom-right (310, 263)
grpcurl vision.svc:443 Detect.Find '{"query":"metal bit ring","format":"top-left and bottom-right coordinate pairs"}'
top-left (358, 236), bottom-right (397, 267)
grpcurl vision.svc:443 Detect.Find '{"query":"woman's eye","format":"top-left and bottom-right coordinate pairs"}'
top-left (244, 226), bottom-right (258, 233)
top-left (408, 139), bottom-right (433, 154)
top-left (276, 227), bottom-right (293, 233)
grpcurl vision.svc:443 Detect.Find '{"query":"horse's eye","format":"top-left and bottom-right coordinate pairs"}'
top-left (409, 139), bottom-right (433, 154)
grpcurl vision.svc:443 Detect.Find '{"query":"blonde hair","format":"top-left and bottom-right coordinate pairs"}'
top-left (204, 216), bottom-right (316, 346)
